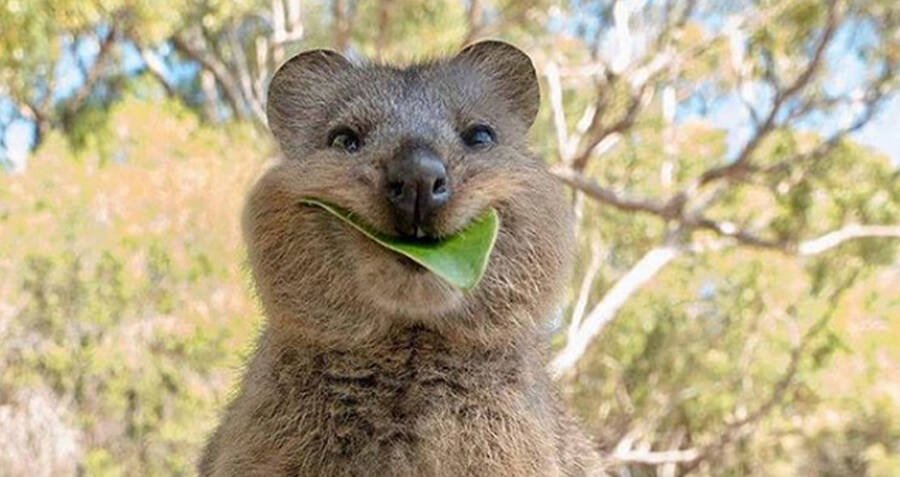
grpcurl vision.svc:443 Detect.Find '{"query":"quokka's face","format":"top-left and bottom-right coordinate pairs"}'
top-left (246, 42), bottom-right (572, 334)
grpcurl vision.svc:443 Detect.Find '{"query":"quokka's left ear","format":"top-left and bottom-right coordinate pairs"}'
top-left (267, 49), bottom-right (353, 157)
top-left (455, 40), bottom-right (540, 127)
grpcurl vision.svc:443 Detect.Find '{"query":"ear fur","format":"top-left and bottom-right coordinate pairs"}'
top-left (266, 50), bottom-right (352, 156)
top-left (455, 40), bottom-right (540, 127)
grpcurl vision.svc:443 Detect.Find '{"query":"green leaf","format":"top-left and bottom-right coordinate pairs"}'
top-left (301, 198), bottom-right (499, 290)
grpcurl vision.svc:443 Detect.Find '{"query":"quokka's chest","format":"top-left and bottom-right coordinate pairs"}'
top-left (282, 375), bottom-right (558, 476)
top-left (267, 347), bottom-right (560, 475)
top-left (298, 355), bottom-right (526, 450)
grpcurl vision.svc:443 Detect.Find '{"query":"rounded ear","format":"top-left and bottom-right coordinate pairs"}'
top-left (455, 40), bottom-right (540, 127)
top-left (266, 50), bottom-right (352, 156)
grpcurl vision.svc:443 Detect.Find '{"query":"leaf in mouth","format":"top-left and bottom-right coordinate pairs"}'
top-left (301, 198), bottom-right (499, 290)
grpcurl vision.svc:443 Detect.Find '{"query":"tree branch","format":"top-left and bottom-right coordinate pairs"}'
top-left (693, 216), bottom-right (900, 255)
top-left (374, 0), bottom-right (391, 57)
top-left (550, 165), bottom-right (679, 218)
top-left (544, 62), bottom-right (574, 163)
top-left (549, 218), bottom-right (898, 381)
top-left (691, 217), bottom-right (785, 250)
top-left (567, 240), bottom-right (606, 343)
top-left (763, 65), bottom-right (894, 177)
top-left (13, 100), bottom-right (50, 146)
top-left (137, 46), bottom-right (175, 96)
top-left (271, 0), bottom-right (288, 63)
top-left (798, 224), bottom-right (900, 255)
top-left (332, 0), bottom-right (355, 52)
top-left (549, 240), bottom-right (684, 378)
top-left (612, 447), bottom-right (701, 465)
top-left (572, 82), bottom-right (653, 171)
top-left (65, 27), bottom-right (118, 117)
top-left (172, 34), bottom-right (255, 124)
top-left (553, 164), bottom-right (900, 259)
top-left (226, 25), bottom-right (267, 123)
top-left (696, 0), bottom-right (840, 187)
top-left (285, 0), bottom-right (303, 39)
top-left (463, 0), bottom-right (485, 44)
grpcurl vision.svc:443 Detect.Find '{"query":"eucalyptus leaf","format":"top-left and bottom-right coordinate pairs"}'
top-left (301, 198), bottom-right (499, 290)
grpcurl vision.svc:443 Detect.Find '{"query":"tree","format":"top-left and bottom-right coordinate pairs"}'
top-left (531, 0), bottom-right (900, 473)
top-left (548, 0), bottom-right (898, 376)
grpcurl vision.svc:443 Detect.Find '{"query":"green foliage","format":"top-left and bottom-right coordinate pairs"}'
top-left (351, 0), bottom-right (469, 59)
top-left (0, 96), bottom-right (267, 475)
top-left (559, 100), bottom-right (900, 476)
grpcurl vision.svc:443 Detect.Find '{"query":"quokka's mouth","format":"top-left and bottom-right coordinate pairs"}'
top-left (300, 198), bottom-right (499, 290)
top-left (396, 254), bottom-right (427, 272)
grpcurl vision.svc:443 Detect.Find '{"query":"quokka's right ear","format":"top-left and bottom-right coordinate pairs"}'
top-left (266, 50), bottom-right (352, 156)
top-left (454, 40), bottom-right (540, 128)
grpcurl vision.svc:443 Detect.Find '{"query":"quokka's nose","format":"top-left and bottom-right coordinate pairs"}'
top-left (385, 146), bottom-right (451, 237)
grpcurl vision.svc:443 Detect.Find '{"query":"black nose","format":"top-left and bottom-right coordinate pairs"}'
top-left (385, 146), bottom-right (451, 237)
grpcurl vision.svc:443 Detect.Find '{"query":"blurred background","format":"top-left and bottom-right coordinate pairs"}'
top-left (0, 0), bottom-right (898, 475)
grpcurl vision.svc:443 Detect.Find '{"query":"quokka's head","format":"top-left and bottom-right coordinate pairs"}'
top-left (245, 41), bottom-right (573, 345)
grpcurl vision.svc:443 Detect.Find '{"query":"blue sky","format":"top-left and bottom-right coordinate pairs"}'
top-left (855, 95), bottom-right (900, 161)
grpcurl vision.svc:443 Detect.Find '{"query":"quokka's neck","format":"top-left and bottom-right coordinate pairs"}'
top-left (263, 304), bottom-right (547, 356)
top-left (263, 322), bottom-right (544, 376)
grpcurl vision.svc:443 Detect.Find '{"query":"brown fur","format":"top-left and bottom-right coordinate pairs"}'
top-left (200, 41), bottom-right (603, 476)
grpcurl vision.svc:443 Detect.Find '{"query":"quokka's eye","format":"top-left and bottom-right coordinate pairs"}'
top-left (328, 127), bottom-right (362, 153)
top-left (461, 124), bottom-right (496, 149)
